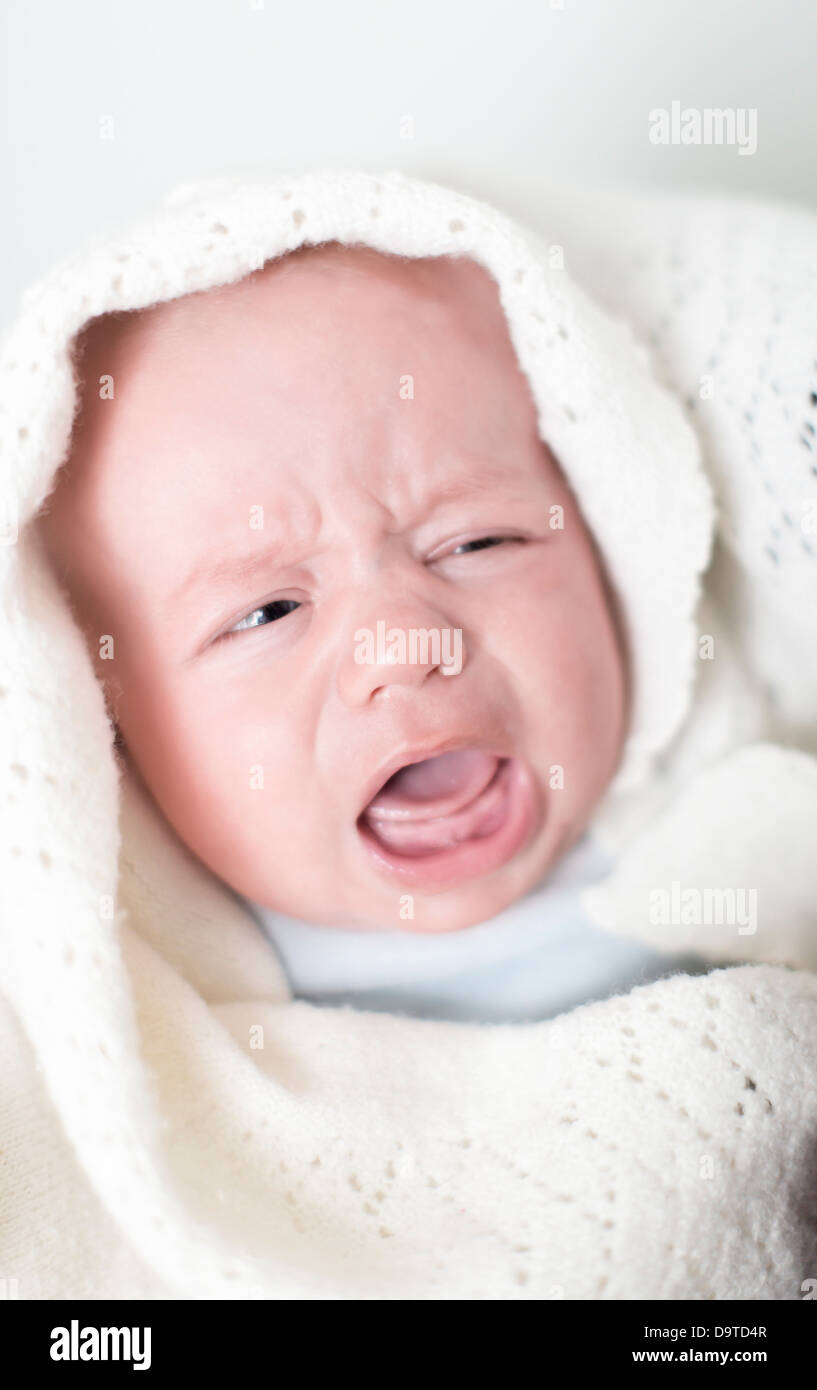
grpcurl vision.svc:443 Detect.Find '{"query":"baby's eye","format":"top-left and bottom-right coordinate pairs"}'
top-left (447, 535), bottom-right (524, 556)
top-left (227, 598), bottom-right (301, 635)
top-left (452, 536), bottom-right (511, 553)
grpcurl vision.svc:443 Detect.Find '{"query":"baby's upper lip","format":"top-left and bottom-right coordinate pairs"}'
top-left (356, 736), bottom-right (499, 821)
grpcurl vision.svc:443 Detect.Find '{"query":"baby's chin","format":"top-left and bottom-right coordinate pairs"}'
top-left (306, 827), bottom-right (574, 935)
top-left (272, 780), bottom-right (582, 935)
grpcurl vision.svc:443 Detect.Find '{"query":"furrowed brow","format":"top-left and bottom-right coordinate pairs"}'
top-left (172, 463), bottom-right (531, 605)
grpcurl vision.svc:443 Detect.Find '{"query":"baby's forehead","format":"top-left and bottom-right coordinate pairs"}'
top-left (39, 244), bottom-right (541, 590)
top-left (77, 241), bottom-right (500, 357)
top-left (62, 242), bottom-right (523, 496)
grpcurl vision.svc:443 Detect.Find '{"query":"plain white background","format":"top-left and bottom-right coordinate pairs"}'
top-left (2, 0), bottom-right (815, 326)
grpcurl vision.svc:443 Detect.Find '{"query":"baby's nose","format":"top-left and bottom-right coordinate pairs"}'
top-left (336, 598), bottom-right (467, 707)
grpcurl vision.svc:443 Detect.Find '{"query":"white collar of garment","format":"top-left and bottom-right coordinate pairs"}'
top-left (242, 832), bottom-right (617, 995)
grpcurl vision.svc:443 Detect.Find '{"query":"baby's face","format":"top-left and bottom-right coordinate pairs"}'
top-left (38, 244), bottom-right (627, 932)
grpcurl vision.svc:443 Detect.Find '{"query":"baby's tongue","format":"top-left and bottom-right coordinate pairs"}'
top-left (367, 749), bottom-right (497, 819)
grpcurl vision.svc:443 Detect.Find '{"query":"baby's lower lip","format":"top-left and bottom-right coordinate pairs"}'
top-left (356, 756), bottom-right (539, 890)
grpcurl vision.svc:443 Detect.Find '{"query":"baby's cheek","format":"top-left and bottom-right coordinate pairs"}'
top-left (143, 694), bottom-right (314, 899)
top-left (498, 575), bottom-right (625, 788)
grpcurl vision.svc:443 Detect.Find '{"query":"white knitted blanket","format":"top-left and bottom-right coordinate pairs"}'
top-left (1, 170), bottom-right (816, 1300)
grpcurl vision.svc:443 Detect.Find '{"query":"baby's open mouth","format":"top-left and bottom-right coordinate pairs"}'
top-left (360, 749), bottom-right (506, 855)
top-left (356, 748), bottom-right (539, 888)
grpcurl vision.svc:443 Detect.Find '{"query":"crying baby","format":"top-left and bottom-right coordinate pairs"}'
top-left (36, 240), bottom-right (703, 1021)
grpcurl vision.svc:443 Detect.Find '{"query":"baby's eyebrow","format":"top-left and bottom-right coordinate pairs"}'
top-left (171, 540), bottom-right (296, 606)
